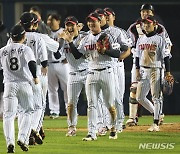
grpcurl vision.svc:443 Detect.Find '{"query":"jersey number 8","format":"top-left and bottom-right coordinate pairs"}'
top-left (10, 57), bottom-right (19, 71)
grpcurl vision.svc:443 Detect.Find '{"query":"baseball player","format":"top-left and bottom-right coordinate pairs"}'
top-left (126, 4), bottom-right (172, 126)
top-left (18, 12), bottom-right (48, 145)
top-left (57, 16), bottom-right (88, 137)
top-left (66, 12), bottom-right (131, 141)
top-left (31, 13), bottom-right (61, 140)
top-left (95, 8), bottom-right (132, 134)
top-left (1, 24), bottom-right (38, 152)
top-left (0, 21), bottom-right (9, 118)
top-left (135, 16), bottom-right (172, 131)
top-left (46, 13), bottom-right (69, 119)
top-left (29, 6), bottom-right (51, 35)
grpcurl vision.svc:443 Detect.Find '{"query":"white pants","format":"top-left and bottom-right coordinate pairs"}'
top-left (48, 62), bottom-right (68, 115)
top-left (86, 68), bottom-right (115, 138)
top-left (3, 82), bottom-right (34, 146)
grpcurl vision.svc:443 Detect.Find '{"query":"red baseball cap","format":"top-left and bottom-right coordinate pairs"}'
top-left (65, 16), bottom-right (78, 25)
top-left (86, 12), bottom-right (101, 21)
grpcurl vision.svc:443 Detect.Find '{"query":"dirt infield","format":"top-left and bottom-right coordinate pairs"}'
top-left (46, 123), bottom-right (180, 133)
top-left (124, 123), bottom-right (180, 132)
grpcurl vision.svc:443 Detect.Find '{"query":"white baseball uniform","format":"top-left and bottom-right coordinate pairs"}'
top-left (32, 32), bottom-right (60, 130)
top-left (60, 32), bottom-right (88, 128)
top-left (127, 21), bottom-right (172, 120)
top-left (1, 42), bottom-right (35, 147)
top-left (48, 28), bottom-right (69, 116)
top-left (136, 33), bottom-right (171, 121)
top-left (96, 26), bottom-right (132, 131)
top-left (8, 31), bottom-right (48, 134)
top-left (78, 31), bottom-right (116, 138)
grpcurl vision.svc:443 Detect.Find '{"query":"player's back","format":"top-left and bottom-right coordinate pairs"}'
top-left (25, 32), bottom-right (47, 64)
top-left (0, 43), bottom-right (35, 83)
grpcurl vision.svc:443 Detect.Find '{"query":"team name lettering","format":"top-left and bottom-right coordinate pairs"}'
top-left (85, 44), bottom-right (96, 50)
top-left (139, 44), bottom-right (157, 51)
top-left (2, 48), bottom-right (23, 57)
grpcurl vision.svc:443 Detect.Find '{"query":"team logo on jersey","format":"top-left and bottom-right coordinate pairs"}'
top-left (84, 44), bottom-right (96, 50)
top-left (139, 43), bottom-right (157, 51)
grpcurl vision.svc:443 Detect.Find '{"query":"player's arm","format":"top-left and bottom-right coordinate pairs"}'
top-left (103, 45), bottom-right (131, 59)
top-left (41, 60), bottom-right (48, 76)
top-left (28, 61), bottom-right (39, 84)
top-left (69, 42), bottom-right (83, 59)
top-left (164, 56), bottom-right (171, 76)
top-left (135, 57), bottom-right (141, 81)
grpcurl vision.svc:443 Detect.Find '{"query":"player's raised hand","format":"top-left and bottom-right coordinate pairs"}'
top-left (58, 30), bottom-right (67, 40)
top-left (41, 67), bottom-right (48, 76)
top-left (77, 23), bottom-right (84, 31)
top-left (33, 77), bottom-right (40, 84)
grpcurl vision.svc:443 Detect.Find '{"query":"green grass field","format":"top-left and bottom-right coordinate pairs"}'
top-left (0, 115), bottom-right (179, 154)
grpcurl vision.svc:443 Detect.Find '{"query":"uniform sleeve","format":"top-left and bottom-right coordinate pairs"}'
top-left (160, 25), bottom-right (173, 47)
top-left (37, 37), bottom-right (48, 62)
top-left (127, 24), bottom-right (136, 47)
top-left (161, 38), bottom-right (171, 59)
top-left (43, 35), bottom-right (59, 52)
top-left (24, 46), bottom-right (36, 63)
top-left (117, 29), bottom-right (132, 48)
top-left (77, 37), bottom-right (86, 54)
top-left (135, 38), bottom-right (140, 58)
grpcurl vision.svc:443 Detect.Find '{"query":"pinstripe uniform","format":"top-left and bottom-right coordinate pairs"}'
top-left (8, 31), bottom-right (48, 134)
top-left (24, 32), bottom-right (47, 133)
top-left (32, 32), bottom-right (60, 130)
top-left (60, 32), bottom-right (88, 129)
top-left (1, 43), bottom-right (35, 147)
top-left (103, 26), bottom-right (132, 131)
top-left (136, 34), bottom-right (171, 121)
top-left (78, 31), bottom-right (116, 139)
top-left (47, 28), bottom-right (69, 116)
top-left (127, 21), bottom-right (172, 123)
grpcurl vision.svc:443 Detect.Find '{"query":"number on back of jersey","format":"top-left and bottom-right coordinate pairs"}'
top-left (10, 57), bottom-right (19, 71)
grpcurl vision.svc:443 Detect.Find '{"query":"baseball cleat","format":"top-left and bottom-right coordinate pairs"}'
top-left (109, 131), bottom-right (118, 139)
top-left (82, 135), bottom-right (97, 141)
top-left (39, 127), bottom-right (45, 140)
top-left (31, 129), bottom-right (43, 144)
top-left (17, 140), bottom-right (29, 152)
top-left (148, 124), bottom-right (160, 132)
top-left (159, 114), bottom-right (165, 125)
top-left (126, 118), bottom-right (138, 126)
top-left (7, 144), bottom-right (15, 153)
top-left (29, 136), bottom-right (36, 145)
top-left (50, 113), bottom-right (59, 119)
top-left (66, 127), bottom-right (76, 137)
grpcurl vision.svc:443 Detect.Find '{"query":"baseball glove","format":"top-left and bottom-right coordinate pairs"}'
top-left (96, 33), bottom-right (110, 54)
top-left (162, 74), bottom-right (174, 95)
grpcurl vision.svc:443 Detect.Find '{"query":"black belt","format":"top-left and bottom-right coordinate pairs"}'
top-left (142, 66), bottom-right (151, 69)
top-left (50, 61), bottom-right (60, 63)
top-left (93, 67), bottom-right (111, 71)
top-left (77, 69), bottom-right (86, 72)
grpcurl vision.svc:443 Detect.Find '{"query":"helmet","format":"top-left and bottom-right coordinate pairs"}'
top-left (140, 4), bottom-right (154, 12)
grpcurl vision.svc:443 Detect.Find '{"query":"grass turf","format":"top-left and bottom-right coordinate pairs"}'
top-left (0, 115), bottom-right (179, 154)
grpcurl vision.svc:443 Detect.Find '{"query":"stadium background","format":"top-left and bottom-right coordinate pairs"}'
top-left (0, 0), bottom-right (179, 115)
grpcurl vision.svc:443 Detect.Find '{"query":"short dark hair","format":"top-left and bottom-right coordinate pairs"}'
top-left (30, 6), bottom-right (41, 15)
top-left (48, 13), bottom-right (61, 21)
